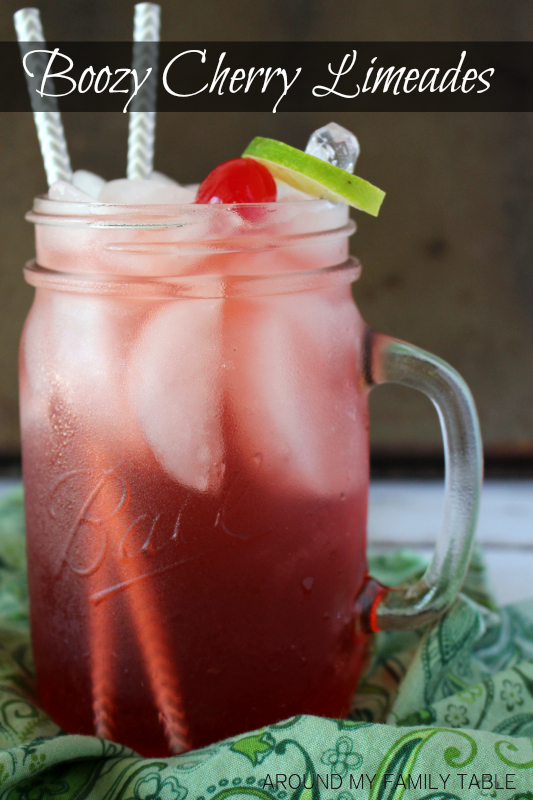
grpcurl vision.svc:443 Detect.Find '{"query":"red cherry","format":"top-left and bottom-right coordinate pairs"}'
top-left (195, 157), bottom-right (277, 204)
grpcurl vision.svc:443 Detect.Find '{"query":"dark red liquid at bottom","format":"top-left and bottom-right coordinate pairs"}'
top-left (25, 455), bottom-right (370, 756)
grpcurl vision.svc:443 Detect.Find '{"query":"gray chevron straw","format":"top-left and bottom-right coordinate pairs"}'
top-left (127, 3), bottom-right (161, 180)
top-left (14, 8), bottom-right (73, 186)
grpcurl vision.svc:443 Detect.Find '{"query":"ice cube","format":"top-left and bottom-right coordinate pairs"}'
top-left (276, 181), bottom-right (314, 202)
top-left (72, 170), bottom-right (106, 199)
top-left (97, 179), bottom-right (195, 205)
top-left (184, 183), bottom-right (200, 195)
top-left (227, 290), bottom-right (367, 497)
top-left (48, 181), bottom-right (93, 202)
top-left (22, 291), bottom-right (152, 457)
top-left (128, 300), bottom-right (224, 492)
top-left (150, 171), bottom-right (181, 186)
top-left (305, 122), bottom-right (360, 173)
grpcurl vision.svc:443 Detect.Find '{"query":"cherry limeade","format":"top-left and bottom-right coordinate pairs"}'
top-left (21, 193), bottom-right (371, 756)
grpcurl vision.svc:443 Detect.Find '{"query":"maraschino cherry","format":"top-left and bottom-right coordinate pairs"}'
top-left (195, 157), bottom-right (277, 204)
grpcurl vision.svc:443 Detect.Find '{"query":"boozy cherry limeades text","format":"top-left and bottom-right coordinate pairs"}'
top-left (21, 46), bottom-right (495, 113)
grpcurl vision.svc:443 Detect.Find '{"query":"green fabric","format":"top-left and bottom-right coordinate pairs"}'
top-left (1, 488), bottom-right (533, 798)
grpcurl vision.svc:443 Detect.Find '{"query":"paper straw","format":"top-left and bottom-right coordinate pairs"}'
top-left (111, 548), bottom-right (191, 753)
top-left (14, 8), bottom-right (72, 185)
top-left (91, 592), bottom-right (116, 740)
top-left (127, 3), bottom-right (160, 180)
top-left (83, 450), bottom-right (190, 753)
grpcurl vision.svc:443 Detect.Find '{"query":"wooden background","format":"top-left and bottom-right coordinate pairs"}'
top-left (1, 0), bottom-right (533, 465)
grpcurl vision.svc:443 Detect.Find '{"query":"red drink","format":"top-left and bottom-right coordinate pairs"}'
top-left (21, 196), bottom-right (372, 755)
top-left (22, 444), bottom-right (369, 755)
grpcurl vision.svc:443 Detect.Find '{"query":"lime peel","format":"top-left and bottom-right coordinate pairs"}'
top-left (242, 137), bottom-right (385, 216)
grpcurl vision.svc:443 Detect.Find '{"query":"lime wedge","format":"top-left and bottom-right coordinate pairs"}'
top-left (242, 137), bottom-right (385, 216)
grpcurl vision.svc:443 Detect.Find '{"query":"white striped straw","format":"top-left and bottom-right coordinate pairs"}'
top-left (127, 3), bottom-right (161, 180)
top-left (14, 7), bottom-right (72, 186)
top-left (84, 448), bottom-right (191, 753)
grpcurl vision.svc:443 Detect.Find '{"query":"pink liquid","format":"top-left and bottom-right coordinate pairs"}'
top-left (21, 199), bottom-right (371, 756)
top-left (24, 439), bottom-right (369, 755)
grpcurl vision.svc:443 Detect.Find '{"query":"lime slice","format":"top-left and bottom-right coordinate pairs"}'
top-left (242, 137), bottom-right (385, 216)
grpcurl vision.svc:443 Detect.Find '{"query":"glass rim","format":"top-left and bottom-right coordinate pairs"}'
top-left (27, 195), bottom-right (356, 290)
top-left (27, 194), bottom-right (344, 229)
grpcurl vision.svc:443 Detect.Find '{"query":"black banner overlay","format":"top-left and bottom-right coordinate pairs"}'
top-left (2, 42), bottom-right (533, 112)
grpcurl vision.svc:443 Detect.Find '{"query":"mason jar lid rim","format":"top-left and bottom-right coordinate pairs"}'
top-left (28, 194), bottom-right (343, 225)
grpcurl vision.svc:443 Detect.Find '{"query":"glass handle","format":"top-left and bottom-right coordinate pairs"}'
top-left (364, 330), bottom-right (483, 631)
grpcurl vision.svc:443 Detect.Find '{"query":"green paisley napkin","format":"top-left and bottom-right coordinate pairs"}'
top-left (2, 486), bottom-right (533, 799)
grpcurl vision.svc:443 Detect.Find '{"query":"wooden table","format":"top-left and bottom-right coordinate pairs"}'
top-left (368, 480), bottom-right (533, 606)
